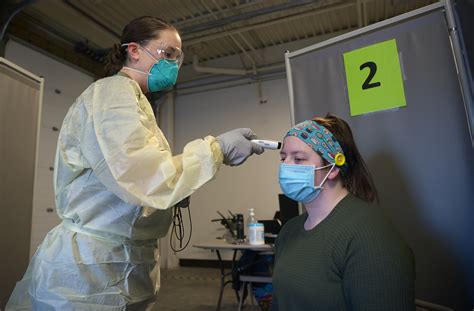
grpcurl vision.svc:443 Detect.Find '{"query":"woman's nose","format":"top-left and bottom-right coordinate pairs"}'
top-left (282, 158), bottom-right (293, 165)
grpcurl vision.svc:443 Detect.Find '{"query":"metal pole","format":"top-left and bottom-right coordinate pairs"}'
top-left (284, 50), bottom-right (296, 126)
top-left (444, 0), bottom-right (474, 146)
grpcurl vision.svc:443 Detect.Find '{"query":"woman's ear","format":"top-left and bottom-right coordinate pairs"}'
top-left (126, 43), bottom-right (141, 62)
top-left (327, 166), bottom-right (341, 180)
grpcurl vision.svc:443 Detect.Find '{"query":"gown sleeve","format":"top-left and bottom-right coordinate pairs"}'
top-left (89, 76), bottom-right (223, 209)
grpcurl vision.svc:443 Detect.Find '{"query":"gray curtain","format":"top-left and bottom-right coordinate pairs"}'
top-left (287, 10), bottom-right (474, 310)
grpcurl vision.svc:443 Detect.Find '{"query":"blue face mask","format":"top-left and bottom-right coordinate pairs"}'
top-left (279, 163), bottom-right (335, 203)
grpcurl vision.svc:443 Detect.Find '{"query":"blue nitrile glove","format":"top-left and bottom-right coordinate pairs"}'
top-left (217, 128), bottom-right (265, 166)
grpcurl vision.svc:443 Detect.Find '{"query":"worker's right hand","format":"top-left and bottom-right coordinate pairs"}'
top-left (216, 128), bottom-right (264, 166)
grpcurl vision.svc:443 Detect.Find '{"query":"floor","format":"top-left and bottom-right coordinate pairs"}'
top-left (155, 266), bottom-right (262, 311)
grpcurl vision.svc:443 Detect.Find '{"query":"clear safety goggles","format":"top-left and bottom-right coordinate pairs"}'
top-left (141, 42), bottom-right (184, 68)
top-left (122, 42), bottom-right (184, 68)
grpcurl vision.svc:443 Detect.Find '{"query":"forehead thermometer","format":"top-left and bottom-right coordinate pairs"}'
top-left (251, 139), bottom-right (282, 150)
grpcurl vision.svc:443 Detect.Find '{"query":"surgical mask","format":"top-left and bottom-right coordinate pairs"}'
top-left (279, 163), bottom-right (335, 203)
top-left (122, 45), bottom-right (179, 92)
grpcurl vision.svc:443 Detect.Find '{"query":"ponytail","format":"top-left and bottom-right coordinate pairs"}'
top-left (104, 44), bottom-right (127, 76)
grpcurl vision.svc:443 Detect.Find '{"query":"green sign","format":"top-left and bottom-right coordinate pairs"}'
top-left (343, 39), bottom-right (406, 116)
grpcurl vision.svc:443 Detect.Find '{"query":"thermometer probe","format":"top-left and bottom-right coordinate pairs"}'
top-left (251, 139), bottom-right (281, 150)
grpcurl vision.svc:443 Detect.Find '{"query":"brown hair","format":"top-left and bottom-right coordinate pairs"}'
top-left (313, 114), bottom-right (379, 203)
top-left (104, 16), bottom-right (177, 76)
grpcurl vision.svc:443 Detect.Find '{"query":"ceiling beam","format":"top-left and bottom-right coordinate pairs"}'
top-left (184, 2), bottom-right (356, 46)
top-left (180, 0), bottom-right (319, 35)
top-left (211, 0), bottom-right (260, 70)
top-left (172, 0), bottom-right (263, 28)
top-left (7, 12), bottom-right (104, 77)
top-left (62, 0), bottom-right (121, 39)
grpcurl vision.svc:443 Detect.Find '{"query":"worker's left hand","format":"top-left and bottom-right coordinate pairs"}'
top-left (216, 128), bottom-right (264, 166)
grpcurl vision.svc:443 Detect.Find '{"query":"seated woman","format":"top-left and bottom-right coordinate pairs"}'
top-left (272, 115), bottom-right (415, 311)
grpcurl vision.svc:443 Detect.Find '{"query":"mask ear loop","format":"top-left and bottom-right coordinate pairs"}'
top-left (314, 163), bottom-right (336, 189)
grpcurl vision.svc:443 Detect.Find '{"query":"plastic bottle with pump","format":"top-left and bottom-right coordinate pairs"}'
top-left (247, 208), bottom-right (265, 245)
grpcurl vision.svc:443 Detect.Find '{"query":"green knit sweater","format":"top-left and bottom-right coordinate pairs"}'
top-left (271, 193), bottom-right (415, 311)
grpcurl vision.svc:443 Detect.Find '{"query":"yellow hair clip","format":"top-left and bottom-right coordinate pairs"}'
top-left (334, 153), bottom-right (346, 166)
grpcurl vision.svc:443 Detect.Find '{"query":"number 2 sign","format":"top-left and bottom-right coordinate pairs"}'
top-left (343, 39), bottom-right (406, 116)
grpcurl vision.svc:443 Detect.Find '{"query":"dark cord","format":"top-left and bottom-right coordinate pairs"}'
top-left (170, 203), bottom-right (192, 252)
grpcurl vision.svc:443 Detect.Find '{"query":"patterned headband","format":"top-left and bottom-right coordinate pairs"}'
top-left (286, 120), bottom-right (346, 167)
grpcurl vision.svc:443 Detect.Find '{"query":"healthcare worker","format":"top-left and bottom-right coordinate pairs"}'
top-left (7, 16), bottom-right (264, 310)
top-left (272, 115), bottom-right (415, 310)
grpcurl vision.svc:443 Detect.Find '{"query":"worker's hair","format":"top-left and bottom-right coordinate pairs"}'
top-left (104, 16), bottom-right (177, 76)
top-left (313, 114), bottom-right (379, 203)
